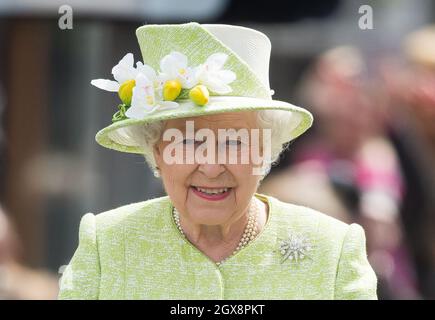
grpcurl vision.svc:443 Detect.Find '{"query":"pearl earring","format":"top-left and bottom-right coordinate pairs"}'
top-left (154, 167), bottom-right (160, 178)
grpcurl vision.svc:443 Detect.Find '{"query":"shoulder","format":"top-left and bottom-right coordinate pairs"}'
top-left (84, 196), bottom-right (171, 235)
top-left (267, 194), bottom-right (350, 231)
top-left (264, 194), bottom-right (362, 251)
top-left (265, 195), bottom-right (376, 295)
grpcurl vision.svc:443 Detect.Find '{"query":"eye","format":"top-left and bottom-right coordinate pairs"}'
top-left (226, 139), bottom-right (242, 146)
top-left (182, 138), bottom-right (195, 145)
top-left (182, 138), bottom-right (204, 145)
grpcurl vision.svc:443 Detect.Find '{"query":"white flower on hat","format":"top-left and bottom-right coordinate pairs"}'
top-left (136, 61), bottom-right (169, 94)
top-left (159, 51), bottom-right (197, 89)
top-left (91, 53), bottom-right (137, 93)
top-left (125, 74), bottom-right (178, 120)
top-left (90, 50), bottom-right (239, 118)
top-left (194, 53), bottom-right (236, 94)
top-left (91, 53), bottom-right (159, 107)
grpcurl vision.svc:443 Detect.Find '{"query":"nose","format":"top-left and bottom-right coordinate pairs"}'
top-left (197, 163), bottom-right (226, 179)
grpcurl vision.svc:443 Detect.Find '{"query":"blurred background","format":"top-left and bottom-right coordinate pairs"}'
top-left (0, 0), bottom-right (434, 299)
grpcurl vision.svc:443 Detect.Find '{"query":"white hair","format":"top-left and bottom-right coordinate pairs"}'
top-left (114, 110), bottom-right (299, 177)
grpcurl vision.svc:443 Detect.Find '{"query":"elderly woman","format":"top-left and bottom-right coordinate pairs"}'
top-left (58, 23), bottom-right (377, 299)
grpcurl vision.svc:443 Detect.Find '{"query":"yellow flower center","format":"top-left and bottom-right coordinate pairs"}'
top-left (163, 80), bottom-right (182, 101)
top-left (146, 95), bottom-right (155, 105)
top-left (189, 85), bottom-right (209, 106)
top-left (118, 79), bottom-right (136, 106)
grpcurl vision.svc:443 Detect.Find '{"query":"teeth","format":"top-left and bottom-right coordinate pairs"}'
top-left (195, 187), bottom-right (229, 195)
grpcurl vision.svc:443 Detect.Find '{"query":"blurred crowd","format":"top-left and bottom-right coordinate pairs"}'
top-left (260, 25), bottom-right (435, 299)
top-left (0, 204), bottom-right (58, 299)
top-left (1, 22), bottom-right (435, 299)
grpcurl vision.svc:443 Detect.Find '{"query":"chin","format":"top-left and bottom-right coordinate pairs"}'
top-left (186, 205), bottom-right (233, 225)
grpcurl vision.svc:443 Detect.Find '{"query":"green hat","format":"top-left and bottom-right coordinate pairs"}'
top-left (92, 22), bottom-right (313, 154)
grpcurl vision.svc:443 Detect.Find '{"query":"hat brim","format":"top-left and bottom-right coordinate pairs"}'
top-left (95, 96), bottom-right (313, 154)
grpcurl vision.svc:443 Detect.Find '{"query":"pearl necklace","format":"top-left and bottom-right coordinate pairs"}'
top-left (172, 199), bottom-right (260, 266)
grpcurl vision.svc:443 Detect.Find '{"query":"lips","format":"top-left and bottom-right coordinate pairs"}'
top-left (191, 186), bottom-right (232, 201)
top-left (194, 186), bottom-right (229, 194)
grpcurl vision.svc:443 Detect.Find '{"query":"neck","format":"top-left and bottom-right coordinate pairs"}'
top-left (179, 197), bottom-right (267, 246)
top-left (182, 203), bottom-right (253, 246)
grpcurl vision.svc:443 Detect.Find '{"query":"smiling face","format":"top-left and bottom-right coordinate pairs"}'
top-left (153, 112), bottom-right (264, 226)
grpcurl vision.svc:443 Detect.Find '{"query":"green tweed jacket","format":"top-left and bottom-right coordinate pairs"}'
top-left (58, 194), bottom-right (377, 299)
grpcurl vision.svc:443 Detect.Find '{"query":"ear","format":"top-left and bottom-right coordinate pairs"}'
top-left (153, 144), bottom-right (163, 166)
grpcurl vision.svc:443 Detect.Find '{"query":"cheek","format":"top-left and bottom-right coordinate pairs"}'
top-left (160, 164), bottom-right (196, 192)
top-left (228, 164), bottom-right (261, 193)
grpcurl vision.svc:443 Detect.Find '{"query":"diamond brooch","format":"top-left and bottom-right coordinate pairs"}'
top-left (278, 233), bottom-right (313, 264)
